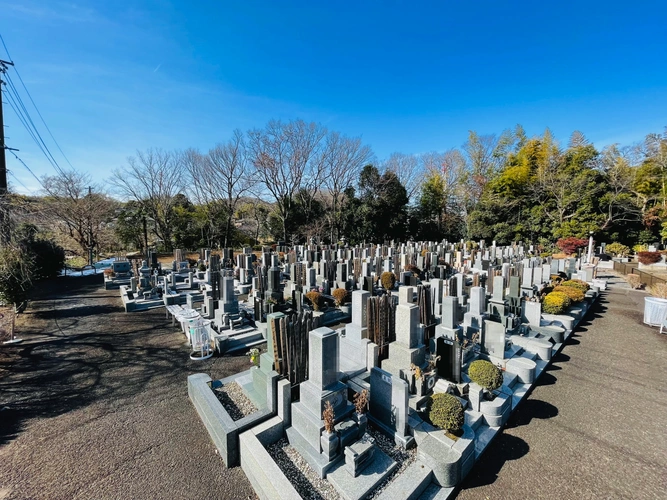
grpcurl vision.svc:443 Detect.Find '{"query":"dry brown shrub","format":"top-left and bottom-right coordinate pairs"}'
top-left (625, 274), bottom-right (643, 290)
top-left (647, 282), bottom-right (667, 298)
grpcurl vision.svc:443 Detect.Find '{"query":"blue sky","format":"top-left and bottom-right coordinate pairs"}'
top-left (1, 0), bottom-right (666, 194)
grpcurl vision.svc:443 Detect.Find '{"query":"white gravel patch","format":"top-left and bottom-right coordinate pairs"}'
top-left (212, 382), bottom-right (257, 421)
top-left (266, 438), bottom-right (340, 500)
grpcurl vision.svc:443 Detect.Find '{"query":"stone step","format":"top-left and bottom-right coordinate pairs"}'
top-left (417, 483), bottom-right (452, 500)
top-left (474, 425), bottom-right (498, 459)
top-left (409, 394), bottom-right (431, 412)
top-left (225, 326), bottom-right (257, 337)
top-left (464, 410), bottom-right (484, 431)
top-left (520, 350), bottom-right (537, 361)
top-left (433, 379), bottom-right (454, 394)
top-left (226, 338), bottom-right (266, 355)
top-left (227, 329), bottom-right (263, 345)
top-left (381, 460), bottom-right (433, 500)
top-left (500, 371), bottom-right (518, 392)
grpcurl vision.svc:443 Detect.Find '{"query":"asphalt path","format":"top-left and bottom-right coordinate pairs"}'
top-left (1, 273), bottom-right (665, 500)
top-left (456, 273), bottom-right (667, 499)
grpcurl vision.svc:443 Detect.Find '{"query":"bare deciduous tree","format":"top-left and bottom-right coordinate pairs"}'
top-left (383, 152), bottom-right (422, 203)
top-left (41, 170), bottom-right (117, 259)
top-left (184, 130), bottom-right (256, 247)
top-left (248, 119), bottom-right (327, 242)
top-left (321, 132), bottom-right (374, 241)
top-left (110, 148), bottom-right (184, 251)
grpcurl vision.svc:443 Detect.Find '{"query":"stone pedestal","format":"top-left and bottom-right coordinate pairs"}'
top-left (287, 327), bottom-right (354, 478)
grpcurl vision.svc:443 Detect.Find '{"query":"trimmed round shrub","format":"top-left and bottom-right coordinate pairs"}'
top-left (332, 288), bottom-right (348, 306)
top-left (554, 285), bottom-right (585, 303)
top-left (468, 360), bottom-right (503, 391)
top-left (380, 272), bottom-right (396, 290)
top-left (425, 393), bottom-right (464, 434)
top-left (637, 251), bottom-right (662, 265)
top-left (305, 291), bottom-right (323, 311)
top-left (605, 242), bottom-right (630, 257)
top-left (559, 279), bottom-right (589, 293)
top-left (542, 291), bottom-right (571, 314)
top-left (198, 263), bottom-right (207, 272)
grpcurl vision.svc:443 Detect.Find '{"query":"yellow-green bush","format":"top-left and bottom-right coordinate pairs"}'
top-left (554, 285), bottom-right (585, 303)
top-left (425, 393), bottom-right (464, 434)
top-left (605, 242), bottom-right (630, 257)
top-left (560, 279), bottom-right (589, 293)
top-left (542, 291), bottom-right (571, 314)
top-left (468, 360), bottom-right (503, 391)
top-left (381, 271), bottom-right (396, 290)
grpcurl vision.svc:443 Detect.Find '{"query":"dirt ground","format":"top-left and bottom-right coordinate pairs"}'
top-left (1, 273), bottom-right (666, 500)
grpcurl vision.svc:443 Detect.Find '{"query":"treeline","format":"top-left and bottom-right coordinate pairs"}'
top-left (8, 120), bottom-right (667, 256)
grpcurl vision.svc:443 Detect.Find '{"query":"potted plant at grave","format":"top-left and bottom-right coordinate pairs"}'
top-left (305, 290), bottom-right (323, 311)
top-left (247, 347), bottom-right (260, 367)
top-left (467, 360), bottom-right (503, 400)
top-left (103, 268), bottom-right (115, 278)
top-left (380, 271), bottom-right (396, 292)
top-left (353, 389), bottom-right (369, 437)
top-left (321, 400), bottom-right (339, 460)
top-left (423, 393), bottom-right (464, 440)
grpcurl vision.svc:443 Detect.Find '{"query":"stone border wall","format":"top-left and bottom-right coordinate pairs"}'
top-left (188, 372), bottom-right (274, 467)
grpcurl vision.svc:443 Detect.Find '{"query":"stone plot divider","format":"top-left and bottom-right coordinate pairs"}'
top-left (188, 371), bottom-right (277, 468)
top-left (239, 416), bottom-right (301, 500)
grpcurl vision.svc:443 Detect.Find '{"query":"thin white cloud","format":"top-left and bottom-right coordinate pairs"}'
top-left (2, 1), bottom-right (99, 24)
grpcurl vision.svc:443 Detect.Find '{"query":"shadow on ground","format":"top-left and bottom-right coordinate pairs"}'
top-left (0, 274), bottom-right (248, 446)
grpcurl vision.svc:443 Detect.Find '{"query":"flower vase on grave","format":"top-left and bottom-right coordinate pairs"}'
top-left (354, 412), bottom-right (368, 438)
top-left (320, 430), bottom-right (339, 461)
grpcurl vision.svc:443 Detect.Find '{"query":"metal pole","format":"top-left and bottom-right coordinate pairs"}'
top-left (0, 61), bottom-right (11, 245)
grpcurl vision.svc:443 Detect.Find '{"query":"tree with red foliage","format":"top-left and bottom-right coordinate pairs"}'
top-left (556, 237), bottom-right (589, 255)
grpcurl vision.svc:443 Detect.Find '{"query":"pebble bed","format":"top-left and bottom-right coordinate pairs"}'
top-left (265, 423), bottom-right (417, 500)
top-left (266, 438), bottom-right (340, 500)
top-left (212, 382), bottom-right (258, 421)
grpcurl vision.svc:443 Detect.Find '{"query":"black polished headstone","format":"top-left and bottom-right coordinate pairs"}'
top-left (435, 337), bottom-right (462, 384)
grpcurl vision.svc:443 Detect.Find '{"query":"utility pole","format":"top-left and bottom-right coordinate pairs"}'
top-left (0, 58), bottom-right (14, 246)
top-left (87, 185), bottom-right (94, 266)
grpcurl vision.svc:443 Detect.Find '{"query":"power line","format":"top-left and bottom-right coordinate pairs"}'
top-left (8, 169), bottom-right (31, 192)
top-left (3, 72), bottom-right (67, 177)
top-left (7, 149), bottom-right (44, 187)
top-left (0, 33), bottom-right (75, 172)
